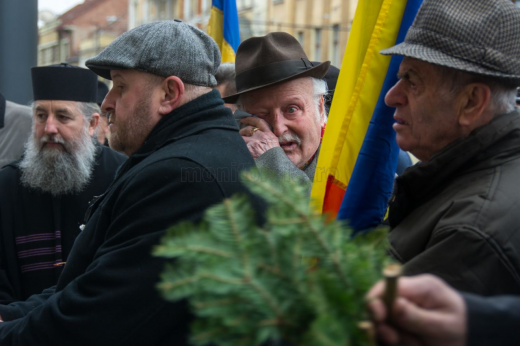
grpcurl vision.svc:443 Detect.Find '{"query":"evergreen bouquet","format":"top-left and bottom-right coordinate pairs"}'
top-left (154, 170), bottom-right (390, 346)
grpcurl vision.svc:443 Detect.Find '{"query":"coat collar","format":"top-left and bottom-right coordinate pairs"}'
top-left (389, 109), bottom-right (520, 227)
top-left (115, 89), bottom-right (237, 178)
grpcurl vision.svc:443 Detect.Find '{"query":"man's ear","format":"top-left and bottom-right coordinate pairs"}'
top-left (88, 113), bottom-right (100, 137)
top-left (458, 83), bottom-right (491, 127)
top-left (318, 95), bottom-right (326, 125)
top-left (158, 76), bottom-right (185, 115)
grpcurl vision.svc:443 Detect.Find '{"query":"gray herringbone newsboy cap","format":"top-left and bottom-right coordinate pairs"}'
top-left (381, 0), bottom-right (520, 80)
top-left (86, 20), bottom-right (220, 86)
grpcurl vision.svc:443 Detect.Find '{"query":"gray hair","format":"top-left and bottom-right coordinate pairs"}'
top-left (311, 77), bottom-right (328, 124)
top-left (437, 66), bottom-right (517, 115)
top-left (215, 63), bottom-right (237, 97)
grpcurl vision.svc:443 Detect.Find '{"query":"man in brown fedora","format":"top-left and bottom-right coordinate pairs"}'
top-left (381, 0), bottom-right (520, 296)
top-left (223, 32), bottom-right (330, 195)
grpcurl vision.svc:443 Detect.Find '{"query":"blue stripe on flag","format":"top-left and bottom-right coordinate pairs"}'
top-left (212, 0), bottom-right (240, 53)
top-left (337, 0), bottom-right (423, 233)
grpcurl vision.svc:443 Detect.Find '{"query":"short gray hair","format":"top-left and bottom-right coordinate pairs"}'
top-left (77, 102), bottom-right (100, 122)
top-left (311, 77), bottom-right (328, 124)
top-left (437, 66), bottom-right (517, 115)
top-left (215, 63), bottom-right (237, 97)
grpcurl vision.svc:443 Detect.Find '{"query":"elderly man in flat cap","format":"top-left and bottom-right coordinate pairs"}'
top-left (379, 0), bottom-right (520, 296)
top-left (0, 21), bottom-right (260, 345)
top-left (224, 33), bottom-right (330, 195)
top-left (0, 64), bottom-right (126, 304)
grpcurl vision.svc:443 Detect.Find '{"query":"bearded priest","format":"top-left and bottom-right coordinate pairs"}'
top-left (0, 64), bottom-right (126, 303)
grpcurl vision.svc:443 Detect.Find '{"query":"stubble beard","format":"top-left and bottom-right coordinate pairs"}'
top-left (19, 126), bottom-right (98, 196)
top-left (108, 92), bottom-right (156, 156)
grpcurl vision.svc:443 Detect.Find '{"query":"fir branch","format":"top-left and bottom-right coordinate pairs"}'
top-left (156, 169), bottom-right (389, 345)
top-left (243, 172), bottom-right (351, 289)
top-left (193, 298), bottom-right (244, 310)
top-left (247, 279), bottom-right (284, 318)
top-left (155, 244), bottom-right (234, 258)
top-left (223, 199), bottom-right (251, 277)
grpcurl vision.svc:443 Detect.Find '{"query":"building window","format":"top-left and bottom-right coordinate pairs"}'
top-left (297, 31), bottom-right (304, 47)
top-left (331, 25), bottom-right (339, 66)
top-left (170, 0), bottom-right (179, 19)
top-left (237, 0), bottom-right (253, 10)
top-left (314, 28), bottom-right (321, 61)
top-left (202, 0), bottom-right (211, 15)
top-left (157, 0), bottom-right (168, 20)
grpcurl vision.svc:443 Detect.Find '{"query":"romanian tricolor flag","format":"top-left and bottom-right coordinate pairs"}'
top-left (207, 0), bottom-right (240, 63)
top-left (310, 0), bottom-right (423, 232)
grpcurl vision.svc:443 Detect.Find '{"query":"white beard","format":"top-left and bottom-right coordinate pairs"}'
top-left (19, 127), bottom-right (98, 196)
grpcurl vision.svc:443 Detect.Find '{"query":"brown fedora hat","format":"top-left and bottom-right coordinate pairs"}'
top-left (223, 32), bottom-right (331, 103)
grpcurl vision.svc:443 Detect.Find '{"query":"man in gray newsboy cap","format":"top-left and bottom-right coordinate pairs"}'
top-left (382, 0), bottom-right (520, 297)
top-left (0, 20), bottom-right (262, 345)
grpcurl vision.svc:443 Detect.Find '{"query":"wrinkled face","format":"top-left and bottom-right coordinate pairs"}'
top-left (33, 100), bottom-right (95, 152)
top-left (102, 69), bottom-right (161, 156)
top-left (385, 57), bottom-right (463, 162)
top-left (240, 78), bottom-right (324, 168)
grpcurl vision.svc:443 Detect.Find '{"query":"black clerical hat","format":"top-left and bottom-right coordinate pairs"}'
top-left (97, 81), bottom-right (109, 105)
top-left (31, 63), bottom-right (98, 102)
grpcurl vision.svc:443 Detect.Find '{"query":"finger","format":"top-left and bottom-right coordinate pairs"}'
top-left (239, 125), bottom-right (255, 137)
top-left (367, 297), bottom-right (387, 323)
top-left (242, 136), bottom-right (254, 144)
top-left (366, 280), bottom-right (385, 300)
top-left (392, 297), bottom-right (440, 335)
top-left (397, 275), bottom-right (454, 309)
top-left (375, 324), bottom-right (401, 345)
top-left (240, 116), bottom-right (271, 132)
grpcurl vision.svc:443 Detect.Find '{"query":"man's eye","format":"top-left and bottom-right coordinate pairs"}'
top-left (287, 106), bottom-right (298, 113)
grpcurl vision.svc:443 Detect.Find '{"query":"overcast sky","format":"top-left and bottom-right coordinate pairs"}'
top-left (38, 0), bottom-right (84, 14)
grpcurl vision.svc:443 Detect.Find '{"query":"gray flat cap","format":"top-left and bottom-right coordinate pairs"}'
top-left (381, 0), bottom-right (520, 80)
top-left (86, 20), bottom-right (221, 87)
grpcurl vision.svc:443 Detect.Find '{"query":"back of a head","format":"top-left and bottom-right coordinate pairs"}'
top-left (215, 63), bottom-right (237, 97)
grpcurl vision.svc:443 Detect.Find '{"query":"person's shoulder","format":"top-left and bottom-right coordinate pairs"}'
top-left (0, 161), bottom-right (21, 185)
top-left (98, 145), bottom-right (127, 163)
top-left (5, 101), bottom-right (32, 119)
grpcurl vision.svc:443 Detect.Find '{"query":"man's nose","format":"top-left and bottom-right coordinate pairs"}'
top-left (270, 112), bottom-right (289, 137)
top-left (44, 115), bottom-right (58, 135)
top-left (385, 80), bottom-right (407, 108)
top-left (101, 89), bottom-right (115, 115)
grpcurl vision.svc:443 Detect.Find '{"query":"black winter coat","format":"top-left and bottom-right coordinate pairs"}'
top-left (0, 144), bottom-right (126, 302)
top-left (0, 90), bottom-right (261, 345)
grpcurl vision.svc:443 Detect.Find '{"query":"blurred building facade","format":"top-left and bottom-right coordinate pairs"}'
top-left (38, 0), bottom-right (128, 68)
top-left (129, 0), bottom-right (356, 68)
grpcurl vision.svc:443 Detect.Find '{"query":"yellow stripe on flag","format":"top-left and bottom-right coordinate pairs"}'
top-left (207, 6), bottom-right (236, 63)
top-left (311, 0), bottom-right (407, 215)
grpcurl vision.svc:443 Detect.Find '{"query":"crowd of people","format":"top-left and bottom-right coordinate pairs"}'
top-left (0, 0), bottom-right (519, 344)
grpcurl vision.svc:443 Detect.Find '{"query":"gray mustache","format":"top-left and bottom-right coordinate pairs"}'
top-left (278, 132), bottom-right (302, 146)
